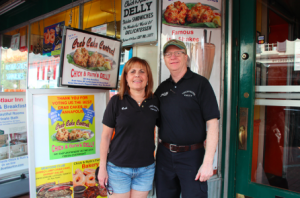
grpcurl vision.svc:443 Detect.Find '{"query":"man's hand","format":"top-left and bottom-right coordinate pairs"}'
top-left (195, 163), bottom-right (213, 182)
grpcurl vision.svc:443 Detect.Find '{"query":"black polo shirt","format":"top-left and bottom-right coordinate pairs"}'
top-left (155, 67), bottom-right (220, 145)
top-left (102, 92), bottom-right (159, 168)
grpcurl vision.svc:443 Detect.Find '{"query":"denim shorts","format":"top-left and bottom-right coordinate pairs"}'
top-left (106, 161), bottom-right (155, 194)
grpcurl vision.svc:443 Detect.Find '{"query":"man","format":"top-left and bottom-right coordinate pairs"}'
top-left (155, 39), bottom-right (220, 198)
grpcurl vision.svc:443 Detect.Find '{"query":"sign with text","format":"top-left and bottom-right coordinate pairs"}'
top-left (60, 27), bottom-right (121, 89)
top-left (121, 0), bottom-right (157, 46)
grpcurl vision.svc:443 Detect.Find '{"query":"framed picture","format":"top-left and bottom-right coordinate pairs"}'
top-left (59, 26), bottom-right (122, 89)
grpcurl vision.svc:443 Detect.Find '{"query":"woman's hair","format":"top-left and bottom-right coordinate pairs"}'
top-left (119, 57), bottom-right (154, 100)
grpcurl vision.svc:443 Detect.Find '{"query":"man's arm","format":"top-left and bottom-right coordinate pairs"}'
top-left (195, 118), bottom-right (219, 182)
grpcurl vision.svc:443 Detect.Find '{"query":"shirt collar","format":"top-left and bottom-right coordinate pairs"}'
top-left (124, 90), bottom-right (153, 99)
top-left (168, 67), bottom-right (193, 83)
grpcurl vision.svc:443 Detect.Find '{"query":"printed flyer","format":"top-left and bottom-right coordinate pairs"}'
top-left (161, 0), bottom-right (222, 172)
top-left (36, 163), bottom-right (73, 198)
top-left (35, 159), bottom-right (107, 198)
top-left (0, 95), bottom-right (28, 175)
top-left (72, 158), bottom-right (107, 197)
top-left (121, 0), bottom-right (157, 46)
top-left (43, 21), bottom-right (65, 56)
top-left (61, 28), bottom-right (121, 88)
top-left (48, 95), bottom-right (96, 160)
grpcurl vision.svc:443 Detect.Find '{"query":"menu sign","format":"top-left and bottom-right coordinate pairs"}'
top-left (121, 0), bottom-right (157, 46)
top-left (60, 27), bottom-right (121, 89)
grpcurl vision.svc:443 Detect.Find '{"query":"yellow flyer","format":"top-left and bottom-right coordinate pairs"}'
top-left (48, 95), bottom-right (95, 160)
top-left (72, 158), bottom-right (108, 197)
top-left (36, 163), bottom-right (73, 197)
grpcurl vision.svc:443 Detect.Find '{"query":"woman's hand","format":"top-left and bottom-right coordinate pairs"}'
top-left (98, 167), bottom-right (108, 188)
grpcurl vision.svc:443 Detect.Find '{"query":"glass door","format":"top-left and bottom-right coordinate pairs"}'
top-left (234, 0), bottom-right (300, 197)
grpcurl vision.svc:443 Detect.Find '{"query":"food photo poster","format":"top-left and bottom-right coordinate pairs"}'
top-left (60, 27), bottom-right (121, 89)
top-left (43, 21), bottom-right (65, 56)
top-left (161, 0), bottom-right (223, 172)
top-left (48, 95), bottom-right (95, 160)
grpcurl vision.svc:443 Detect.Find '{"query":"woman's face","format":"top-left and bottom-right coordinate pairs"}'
top-left (126, 63), bottom-right (148, 92)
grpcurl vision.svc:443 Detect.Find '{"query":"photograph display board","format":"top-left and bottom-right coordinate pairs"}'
top-left (121, 0), bottom-right (157, 46)
top-left (0, 93), bottom-right (28, 176)
top-left (60, 27), bottom-right (121, 89)
top-left (161, 0), bottom-right (223, 172)
top-left (27, 89), bottom-right (109, 198)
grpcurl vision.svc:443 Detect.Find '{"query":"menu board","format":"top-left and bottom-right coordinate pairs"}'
top-left (161, 0), bottom-right (222, 172)
top-left (27, 89), bottom-right (109, 198)
top-left (60, 27), bottom-right (121, 89)
top-left (0, 93), bottom-right (28, 176)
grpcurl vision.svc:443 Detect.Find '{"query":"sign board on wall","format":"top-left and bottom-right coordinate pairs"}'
top-left (121, 0), bottom-right (157, 46)
top-left (10, 33), bottom-right (20, 50)
top-left (60, 27), bottom-right (121, 89)
top-left (27, 89), bottom-right (109, 198)
top-left (161, 0), bottom-right (222, 172)
top-left (0, 93), bottom-right (28, 176)
top-left (43, 21), bottom-right (65, 56)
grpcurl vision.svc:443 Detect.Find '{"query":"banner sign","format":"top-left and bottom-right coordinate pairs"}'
top-left (60, 27), bottom-right (121, 89)
top-left (121, 0), bottom-right (157, 46)
top-left (0, 94), bottom-right (28, 175)
top-left (161, 0), bottom-right (222, 172)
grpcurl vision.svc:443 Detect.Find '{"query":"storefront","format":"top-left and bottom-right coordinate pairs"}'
top-left (0, 0), bottom-right (299, 198)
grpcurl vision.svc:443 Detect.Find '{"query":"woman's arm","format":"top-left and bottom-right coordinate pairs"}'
top-left (98, 124), bottom-right (114, 187)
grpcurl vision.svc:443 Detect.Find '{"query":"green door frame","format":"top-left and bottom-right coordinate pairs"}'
top-left (223, 0), bottom-right (300, 197)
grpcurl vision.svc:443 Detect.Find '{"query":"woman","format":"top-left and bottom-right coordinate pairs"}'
top-left (98, 57), bottom-right (159, 198)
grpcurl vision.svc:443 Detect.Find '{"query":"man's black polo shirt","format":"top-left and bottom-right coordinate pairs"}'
top-left (102, 92), bottom-right (159, 167)
top-left (155, 67), bottom-right (220, 145)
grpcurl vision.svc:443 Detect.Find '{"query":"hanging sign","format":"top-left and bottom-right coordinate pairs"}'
top-left (121, 0), bottom-right (157, 46)
top-left (60, 27), bottom-right (121, 89)
top-left (43, 21), bottom-right (65, 56)
top-left (10, 33), bottom-right (20, 50)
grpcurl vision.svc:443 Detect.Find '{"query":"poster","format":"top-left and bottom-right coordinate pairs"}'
top-left (161, 0), bottom-right (222, 171)
top-left (10, 33), bottom-right (20, 50)
top-left (121, 0), bottom-right (157, 46)
top-left (43, 21), bottom-right (65, 56)
top-left (294, 41), bottom-right (300, 71)
top-left (0, 94), bottom-right (28, 175)
top-left (92, 24), bottom-right (107, 36)
top-left (60, 27), bottom-right (121, 88)
top-left (48, 95), bottom-right (96, 160)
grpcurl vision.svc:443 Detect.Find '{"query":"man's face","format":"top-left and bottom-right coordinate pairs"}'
top-left (163, 45), bottom-right (188, 73)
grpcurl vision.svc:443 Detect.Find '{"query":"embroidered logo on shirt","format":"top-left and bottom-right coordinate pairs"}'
top-left (149, 105), bottom-right (159, 112)
top-left (160, 92), bottom-right (168, 97)
top-left (121, 107), bottom-right (128, 110)
top-left (182, 90), bottom-right (195, 97)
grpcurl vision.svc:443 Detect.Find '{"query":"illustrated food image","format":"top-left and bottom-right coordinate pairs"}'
top-left (56, 128), bottom-right (90, 142)
top-left (44, 29), bottom-right (56, 45)
top-left (73, 168), bottom-right (96, 187)
top-left (164, 1), bottom-right (189, 25)
top-left (69, 48), bottom-right (113, 71)
top-left (36, 181), bottom-right (73, 198)
top-left (56, 128), bottom-right (69, 142)
top-left (187, 3), bottom-right (215, 23)
top-left (73, 48), bottom-right (90, 67)
top-left (164, 1), bottom-right (221, 27)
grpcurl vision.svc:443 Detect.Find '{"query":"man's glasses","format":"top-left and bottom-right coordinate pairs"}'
top-left (105, 183), bottom-right (113, 195)
top-left (164, 51), bottom-right (185, 58)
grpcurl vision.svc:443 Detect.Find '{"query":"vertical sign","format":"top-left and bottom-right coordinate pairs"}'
top-left (121, 0), bottom-right (157, 46)
top-left (294, 41), bottom-right (300, 71)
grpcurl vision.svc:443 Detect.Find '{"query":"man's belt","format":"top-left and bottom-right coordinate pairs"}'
top-left (161, 141), bottom-right (203, 153)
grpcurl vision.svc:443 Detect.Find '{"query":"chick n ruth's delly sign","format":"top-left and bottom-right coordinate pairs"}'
top-left (121, 0), bottom-right (157, 46)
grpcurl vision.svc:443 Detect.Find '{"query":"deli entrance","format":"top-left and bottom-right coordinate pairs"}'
top-left (230, 0), bottom-right (300, 197)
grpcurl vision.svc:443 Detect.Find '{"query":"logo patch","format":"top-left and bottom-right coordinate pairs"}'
top-left (182, 90), bottom-right (195, 97)
top-left (160, 92), bottom-right (168, 97)
top-left (121, 107), bottom-right (127, 110)
top-left (149, 105), bottom-right (159, 112)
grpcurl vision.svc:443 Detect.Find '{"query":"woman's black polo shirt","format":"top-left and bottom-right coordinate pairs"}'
top-left (155, 67), bottom-right (220, 145)
top-left (102, 93), bottom-right (159, 168)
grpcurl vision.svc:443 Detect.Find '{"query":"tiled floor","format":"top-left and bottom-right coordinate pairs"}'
top-left (12, 194), bottom-right (30, 198)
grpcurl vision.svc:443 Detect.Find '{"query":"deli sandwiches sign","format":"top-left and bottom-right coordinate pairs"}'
top-left (121, 0), bottom-right (157, 46)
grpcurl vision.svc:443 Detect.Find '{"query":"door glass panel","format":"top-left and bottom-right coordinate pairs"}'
top-left (252, 0), bottom-right (300, 193)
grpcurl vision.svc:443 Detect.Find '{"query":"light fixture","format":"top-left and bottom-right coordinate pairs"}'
top-left (0, 0), bottom-right (26, 16)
